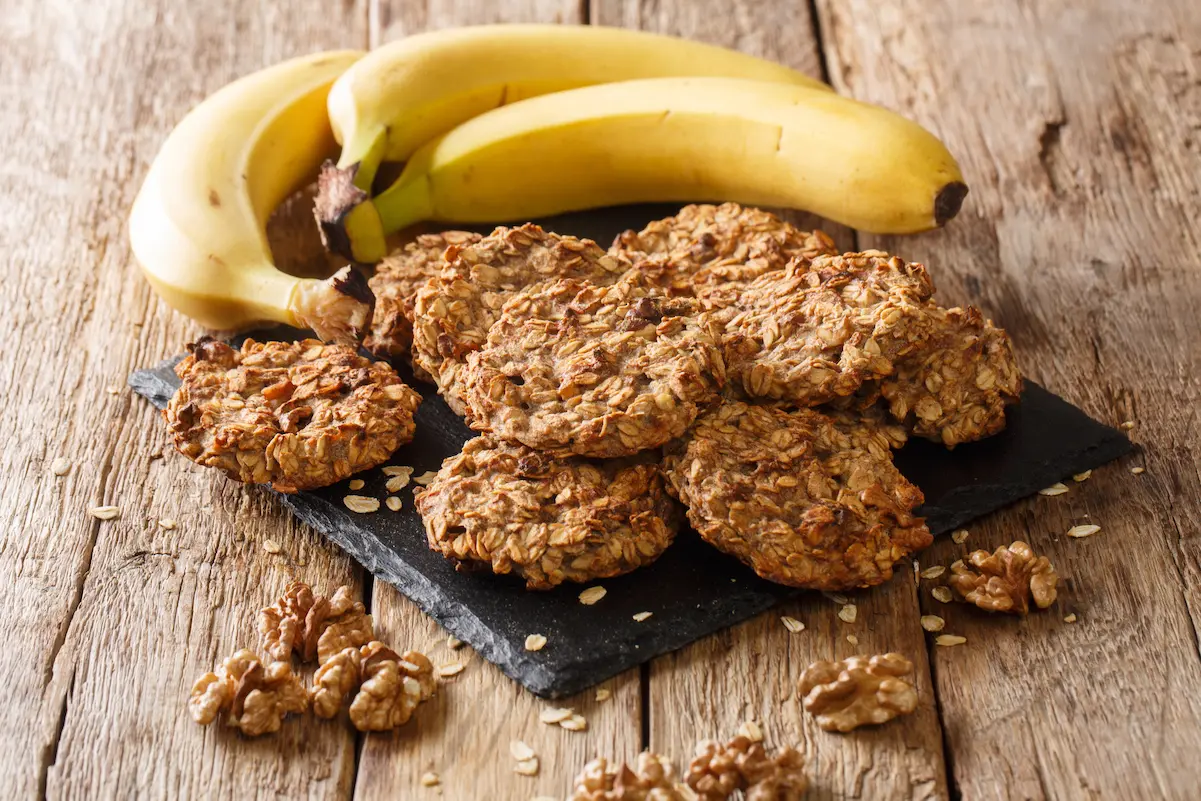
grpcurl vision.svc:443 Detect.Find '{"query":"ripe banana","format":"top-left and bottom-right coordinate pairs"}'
top-left (329, 77), bottom-right (968, 258)
top-left (319, 24), bottom-right (829, 262)
top-left (129, 50), bottom-right (377, 343)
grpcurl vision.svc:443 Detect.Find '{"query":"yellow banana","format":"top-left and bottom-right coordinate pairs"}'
top-left (319, 24), bottom-right (829, 261)
top-left (332, 77), bottom-right (967, 257)
top-left (129, 50), bottom-right (376, 343)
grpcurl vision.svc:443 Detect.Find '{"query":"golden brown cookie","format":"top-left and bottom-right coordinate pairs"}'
top-left (415, 437), bottom-right (679, 589)
top-left (661, 402), bottom-right (931, 590)
top-left (165, 338), bottom-right (420, 492)
top-left (462, 275), bottom-right (725, 458)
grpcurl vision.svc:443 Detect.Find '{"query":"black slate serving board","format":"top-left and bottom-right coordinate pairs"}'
top-left (130, 205), bottom-right (1133, 697)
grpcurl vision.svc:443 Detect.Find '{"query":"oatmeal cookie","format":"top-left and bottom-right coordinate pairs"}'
top-left (414, 437), bottom-right (679, 589)
top-left (612, 203), bottom-right (837, 306)
top-left (462, 275), bottom-right (725, 458)
top-left (722, 251), bottom-right (936, 405)
top-left (365, 231), bottom-right (481, 365)
top-left (878, 304), bottom-right (1022, 447)
top-left (662, 402), bottom-right (931, 590)
top-left (411, 224), bottom-right (630, 414)
top-left (165, 338), bottom-right (421, 493)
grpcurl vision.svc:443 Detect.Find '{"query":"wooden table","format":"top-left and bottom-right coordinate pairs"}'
top-left (5, 0), bottom-right (1200, 798)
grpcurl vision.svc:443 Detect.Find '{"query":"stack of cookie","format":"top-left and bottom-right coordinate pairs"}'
top-left (385, 204), bottom-right (1020, 592)
top-left (163, 203), bottom-right (1021, 593)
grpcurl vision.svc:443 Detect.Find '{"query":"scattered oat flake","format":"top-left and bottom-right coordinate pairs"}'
top-left (1131, 466), bottom-right (1145, 475)
top-left (632, 611), bottom-right (653, 622)
top-left (158, 518), bottom-right (177, 530)
top-left (1039, 483), bottom-right (1069, 496)
top-left (951, 529), bottom-right (970, 544)
top-left (560, 713), bottom-right (588, 731)
top-left (781, 615), bottom-right (805, 633)
top-left (935, 634), bottom-right (967, 647)
top-left (414, 471), bottom-right (439, 486)
top-left (525, 634), bottom-right (547, 652)
top-left (1064, 613), bottom-right (1078, 623)
top-left (738, 720), bottom-right (764, 742)
top-left (382, 465), bottom-right (413, 477)
top-left (343, 494), bottom-right (380, 513)
top-left (385, 496), bottom-right (402, 512)
top-left (932, 586), bottom-right (953, 603)
top-left (846, 634), bottom-right (859, 646)
top-left (823, 591), bottom-right (849, 604)
top-left (447, 635), bottom-right (462, 650)
top-left (437, 662), bottom-right (465, 678)
top-left (921, 615), bottom-right (945, 632)
top-left (595, 688), bottom-right (611, 702)
top-left (348, 479), bottom-right (365, 490)
top-left (89, 505), bottom-right (120, 520)
top-left (420, 772), bottom-right (440, 787)
top-left (912, 561), bottom-right (920, 586)
top-left (837, 604), bottom-right (857, 623)
top-left (578, 586), bottom-right (607, 605)
top-left (51, 458), bottom-right (71, 476)
top-left (386, 474), bottom-right (411, 493)
top-left (514, 758), bottom-right (539, 776)
top-left (1120, 421), bottom-right (1135, 430)
top-left (1073, 470), bottom-right (1092, 482)
top-left (1067, 524), bottom-right (1101, 539)
top-left (540, 707), bottom-right (573, 724)
top-left (510, 740), bottom-right (536, 761)
top-left (263, 539), bottom-right (281, 554)
top-left (920, 566), bottom-right (946, 579)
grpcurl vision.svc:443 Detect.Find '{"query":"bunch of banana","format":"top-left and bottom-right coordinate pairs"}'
top-left (129, 51), bottom-right (374, 343)
top-left (316, 24), bottom-right (831, 263)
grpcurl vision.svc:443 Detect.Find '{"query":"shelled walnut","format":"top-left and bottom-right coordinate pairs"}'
top-left (948, 541), bottom-right (1058, 614)
top-left (348, 642), bottom-right (436, 732)
top-left (258, 582), bottom-right (374, 665)
top-left (568, 753), bottom-right (692, 801)
top-left (685, 736), bottom-right (808, 801)
top-left (797, 653), bottom-right (918, 733)
top-left (188, 650), bottom-right (307, 737)
top-left (310, 647), bottom-right (362, 719)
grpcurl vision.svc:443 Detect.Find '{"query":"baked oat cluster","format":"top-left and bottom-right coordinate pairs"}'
top-left (373, 206), bottom-right (1020, 591)
top-left (165, 338), bottom-right (420, 492)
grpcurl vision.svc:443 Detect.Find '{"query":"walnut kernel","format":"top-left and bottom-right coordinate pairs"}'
top-left (797, 652), bottom-right (918, 732)
top-left (948, 541), bottom-right (1058, 614)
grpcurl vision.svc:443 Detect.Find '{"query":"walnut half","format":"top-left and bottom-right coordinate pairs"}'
top-left (948, 541), bottom-right (1058, 614)
top-left (347, 642), bottom-right (436, 731)
top-left (685, 736), bottom-right (808, 801)
top-left (258, 582), bottom-right (375, 665)
top-left (187, 649), bottom-right (307, 737)
top-left (797, 652), bottom-right (918, 733)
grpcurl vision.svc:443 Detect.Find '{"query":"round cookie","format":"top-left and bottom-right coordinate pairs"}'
top-left (415, 437), bottom-right (679, 589)
top-left (165, 338), bottom-right (421, 493)
top-left (722, 252), bottom-right (936, 405)
top-left (612, 203), bottom-right (837, 306)
top-left (365, 230), bottom-right (481, 365)
top-left (411, 224), bottom-right (630, 414)
top-left (661, 402), bottom-right (931, 591)
top-left (462, 275), bottom-right (725, 458)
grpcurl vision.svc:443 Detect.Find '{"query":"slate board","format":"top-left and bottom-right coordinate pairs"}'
top-left (129, 204), bottom-right (1133, 697)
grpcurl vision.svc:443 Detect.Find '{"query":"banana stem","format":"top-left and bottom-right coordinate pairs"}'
top-left (335, 127), bottom-right (388, 192)
top-left (373, 161), bottom-right (436, 234)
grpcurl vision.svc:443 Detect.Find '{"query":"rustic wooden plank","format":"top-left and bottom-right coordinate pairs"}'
top-left (816, 0), bottom-right (1201, 797)
top-left (589, 3), bottom-right (949, 798)
top-left (353, 3), bottom-right (643, 798)
top-left (355, 582), bottom-right (642, 799)
top-left (0, 0), bottom-right (372, 797)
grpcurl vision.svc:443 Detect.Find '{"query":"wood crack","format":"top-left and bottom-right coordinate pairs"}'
top-left (37, 664), bottom-right (76, 800)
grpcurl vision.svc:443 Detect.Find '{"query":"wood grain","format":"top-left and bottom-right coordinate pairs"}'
top-left (0, 0), bottom-right (371, 797)
top-left (590, 2), bottom-right (948, 798)
top-left (816, 0), bottom-right (1201, 797)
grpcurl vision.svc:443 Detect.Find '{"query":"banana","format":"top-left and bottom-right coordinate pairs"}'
top-left (319, 24), bottom-right (829, 261)
top-left (129, 50), bottom-right (377, 343)
top-left (329, 77), bottom-right (968, 258)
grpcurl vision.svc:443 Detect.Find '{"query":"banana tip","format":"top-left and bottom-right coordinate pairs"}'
top-left (934, 182), bottom-right (969, 227)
